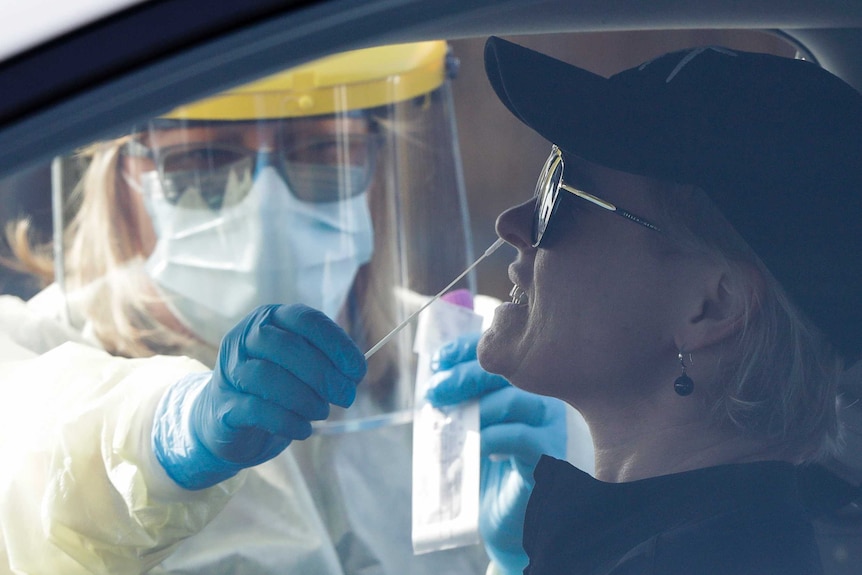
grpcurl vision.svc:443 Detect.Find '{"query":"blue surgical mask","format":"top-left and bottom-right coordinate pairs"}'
top-left (141, 165), bottom-right (374, 347)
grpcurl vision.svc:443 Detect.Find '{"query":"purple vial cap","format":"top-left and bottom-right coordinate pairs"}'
top-left (441, 288), bottom-right (474, 310)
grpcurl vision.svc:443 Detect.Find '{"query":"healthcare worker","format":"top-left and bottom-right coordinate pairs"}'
top-left (0, 42), bottom-right (569, 574)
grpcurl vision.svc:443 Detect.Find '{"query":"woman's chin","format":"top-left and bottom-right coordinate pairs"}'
top-left (477, 322), bottom-right (520, 381)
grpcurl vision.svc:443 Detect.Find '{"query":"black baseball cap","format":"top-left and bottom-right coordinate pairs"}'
top-left (484, 36), bottom-right (862, 364)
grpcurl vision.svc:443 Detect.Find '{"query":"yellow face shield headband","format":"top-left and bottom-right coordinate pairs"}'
top-left (161, 41), bottom-right (449, 121)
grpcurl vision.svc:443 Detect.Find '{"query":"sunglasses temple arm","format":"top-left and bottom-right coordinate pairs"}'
top-left (560, 184), bottom-right (661, 232)
top-left (560, 184), bottom-right (616, 211)
top-left (615, 209), bottom-right (662, 232)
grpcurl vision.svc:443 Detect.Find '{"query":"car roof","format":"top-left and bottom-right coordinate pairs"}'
top-left (0, 0), bottom-right (145, 62)
top-left (2, 0), bottom-right (862, 179)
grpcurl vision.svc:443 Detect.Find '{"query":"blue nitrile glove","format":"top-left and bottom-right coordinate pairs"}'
top-left (153, 304), bottom-right (366, 490)
top-left (426, 333), bottom-right (567, 575)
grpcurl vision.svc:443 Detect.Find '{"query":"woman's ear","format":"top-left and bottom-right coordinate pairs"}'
top-left (675, 260), bottom-right (764, 353)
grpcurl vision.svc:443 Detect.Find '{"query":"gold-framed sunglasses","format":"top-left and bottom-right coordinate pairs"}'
top-left (531, 145), bottom-right (662, 247)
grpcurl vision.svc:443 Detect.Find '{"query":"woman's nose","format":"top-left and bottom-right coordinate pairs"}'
top-left (244, 124), bottom-right (277, 151)
top-left (495, 199), bottom-right (535, 251)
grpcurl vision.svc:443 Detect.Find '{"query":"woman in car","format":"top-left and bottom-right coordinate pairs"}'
top-left (428, 37), bottom-right (862, 574)
top-left (0, 41), bottom-right (566, 575)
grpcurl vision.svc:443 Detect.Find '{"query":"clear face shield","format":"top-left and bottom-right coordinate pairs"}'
top-left (122, 115), bottom-right (381, 348)
top-left (57, 41), bottom-right (474, 429)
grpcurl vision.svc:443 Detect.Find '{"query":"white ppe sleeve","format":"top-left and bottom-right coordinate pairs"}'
top-left (0, 342), bottom-right (245, 575)
top-left (0, 294), bottom-right (89, 354)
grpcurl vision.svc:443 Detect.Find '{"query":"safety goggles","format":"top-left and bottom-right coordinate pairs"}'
top-left (531, 145), bottom-right (662, 247)
top-left (124, 129), bottom-right (381, 210)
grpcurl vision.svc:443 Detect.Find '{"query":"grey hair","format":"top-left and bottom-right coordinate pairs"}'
top-left (654, 183), bottom-right (843, 462)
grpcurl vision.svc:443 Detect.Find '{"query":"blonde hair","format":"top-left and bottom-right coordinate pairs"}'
top-left (657, 183), bottom-right (843, 462)
top-left (9, 141), bottom-right (199, 359)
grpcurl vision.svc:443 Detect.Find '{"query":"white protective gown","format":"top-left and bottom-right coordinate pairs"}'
top-left (0, 288), bottom-right (491, 575)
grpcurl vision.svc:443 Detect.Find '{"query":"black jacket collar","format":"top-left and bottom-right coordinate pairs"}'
top-left (523, 456), bottom-right (823, 575)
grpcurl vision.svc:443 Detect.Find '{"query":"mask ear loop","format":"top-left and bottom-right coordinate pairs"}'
top-left (51, 156), bottom-right (71, 327)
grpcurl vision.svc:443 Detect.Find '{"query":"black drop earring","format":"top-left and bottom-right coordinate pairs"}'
top-left (674, 352), bottom-right (694, 396)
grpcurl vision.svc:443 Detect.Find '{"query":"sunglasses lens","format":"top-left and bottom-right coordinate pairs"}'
top-left (160, 145), bottom-right (254, 210)
top-left (532, 151), bottom-right (563, 246)
top-left (280, 134), bottom-right (379, 203)
top-left (153, 133), bottom-right (379, 209)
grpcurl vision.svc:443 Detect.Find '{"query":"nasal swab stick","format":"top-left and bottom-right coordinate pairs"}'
top-left (364, 238), bottom-right (505, 360)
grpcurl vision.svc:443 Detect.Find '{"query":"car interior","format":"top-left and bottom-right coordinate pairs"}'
top-left (0, 0), bottom-right (860, 573)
